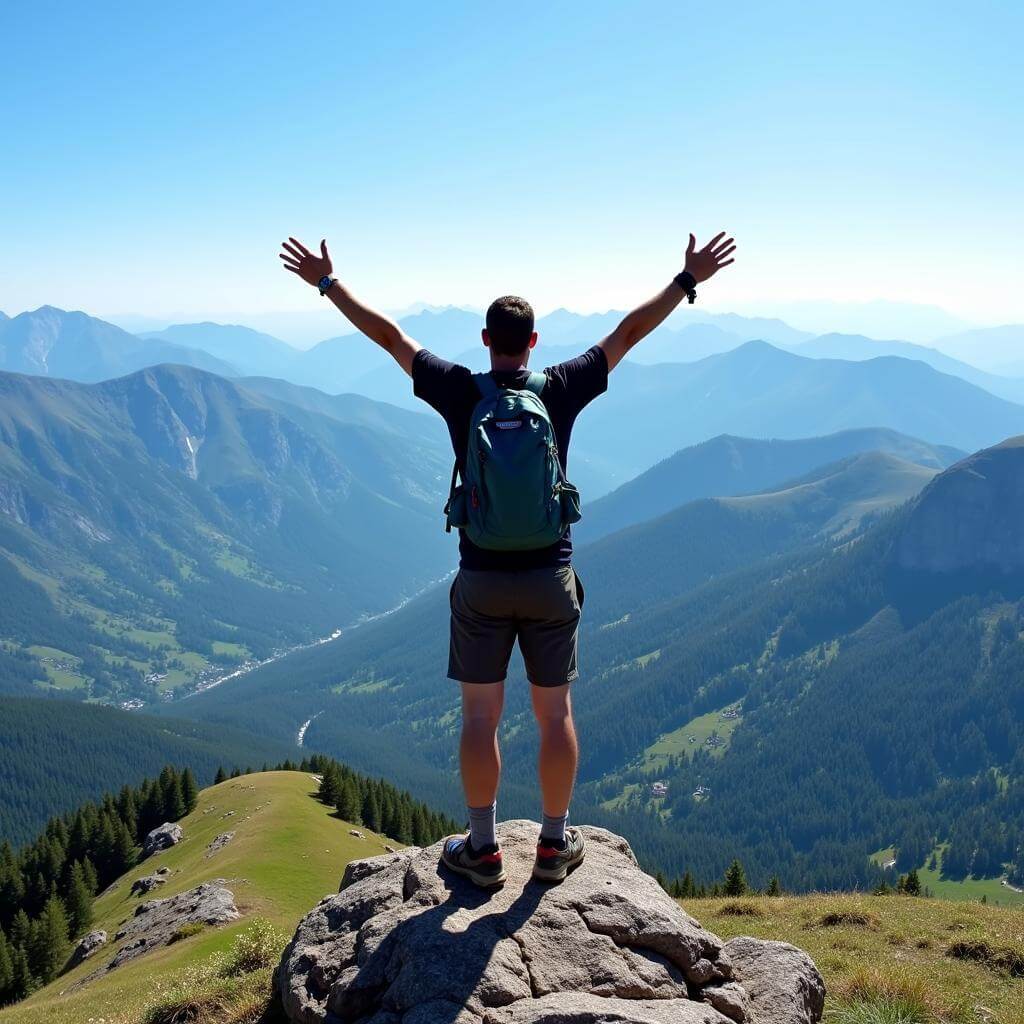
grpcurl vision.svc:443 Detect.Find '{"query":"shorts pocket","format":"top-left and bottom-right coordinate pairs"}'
top-left (573, 569), bottom-right (585, 610)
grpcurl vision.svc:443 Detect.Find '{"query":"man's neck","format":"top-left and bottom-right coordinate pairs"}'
top-left (489, 351), bottom-right (531, 373)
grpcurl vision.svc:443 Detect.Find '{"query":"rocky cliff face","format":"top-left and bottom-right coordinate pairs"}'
top-left (895, 436), bottom-right (1024, 574)
top-left (276, 821), bottom-right (824, 1024)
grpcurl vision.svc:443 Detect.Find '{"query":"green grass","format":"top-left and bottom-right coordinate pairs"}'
top-left (640, 704), bottom-right (743, 770)
top-left (692, 892), bottom-right (1024, 1024)
top-left (916, 847), bottom-right (1024, 908)
top-left (4, 771), bottom-right (400, 1024)
top-left (211, 641), bottom-right (249, 658)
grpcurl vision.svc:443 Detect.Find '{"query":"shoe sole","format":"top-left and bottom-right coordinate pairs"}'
top-left (532, 847), bottom-right (586, 883)
top-left (441, 853), bottom-right (507, 888)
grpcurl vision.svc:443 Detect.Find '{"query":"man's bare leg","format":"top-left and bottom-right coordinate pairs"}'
top-left (530, 683), bottom-right (578, 827)
top-left (459, 681), bottom-right (504, 849)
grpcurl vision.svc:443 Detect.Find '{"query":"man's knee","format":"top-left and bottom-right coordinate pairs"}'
top-left (461, 682), bottom-right (504, 730)
top-left (531, 684), bottom-right (574, 729)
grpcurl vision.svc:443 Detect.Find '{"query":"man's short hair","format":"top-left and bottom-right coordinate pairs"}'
top-left (486, 296), bottom-right (535, 356)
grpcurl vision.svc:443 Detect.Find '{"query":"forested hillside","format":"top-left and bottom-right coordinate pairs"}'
top-left (0, 364), bottom-right (452, 702)
top-left (0, 698), bottom-right (297, 844)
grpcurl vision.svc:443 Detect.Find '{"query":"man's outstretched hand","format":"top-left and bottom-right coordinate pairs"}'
top-left (279, 237), bottom-right (333, 287)
top-left (684, 232), bottom-right (737, 283)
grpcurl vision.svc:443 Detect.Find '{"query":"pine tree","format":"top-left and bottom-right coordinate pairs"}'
top-left (116, 785), bottom-right (138, 840)
top-left (9, 945), bottom-right (33, 1001)
top-left (767, 875), bottom-right (782, 897)
top-left (680, 870), bottom-right (695, 898)
top-left (214, 766), bottom-right (227, 785)
top-left (0, 929), bottom-right (13, 1000)
top-left (81, 857), bottom-right (99, 896)
top-left (65, 862), bottom-right (93, 936)
top-left (140, 784), bottom-right (166, 838)
top-left (230, 767), bottom-right (242, 778)
top-left (160, 766), bottom-right (186, 821)
top-left (362, 789), bottom-right (382, 833)
top-left (31, 895), bottom-right (68, 983)
top-left (336, 779), bottom-right (361, 824)
top-left (319, 764), bottom-right (342, 806)
top-left (655, 870), bottom-right (668, 892)
top-left (9, 910), bottom-right (31, 951)
top-left (112, 820), bottom-right (137, 876)
top-left (723, 859), bottom-right (747, 897)
top-left (181, 769), bottom-right (199, 813)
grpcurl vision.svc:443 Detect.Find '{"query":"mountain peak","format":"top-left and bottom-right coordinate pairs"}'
top-left (895, 434), bottom-right (1024, 575)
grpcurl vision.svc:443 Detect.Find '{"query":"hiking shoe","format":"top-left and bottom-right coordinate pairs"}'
top-left (440, 833), bottom-right (507, 888)
top-left (533, 827), bottom-right (586, 883)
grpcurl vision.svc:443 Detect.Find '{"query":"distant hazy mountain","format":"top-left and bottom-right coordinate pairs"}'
top-left (794, 333), bottom-right (1024, 403)
top-left (576, 428), bottom-right (962, 542)
top-left (291, 308), bottom-right (484, 394)
top-left (535, 308), bottom-right (810, 351)
top-left (140, 322), bottom-right (298, 377)
top-left (747, 299), bottom-right (972, 343)
top-left (934, 325), bottom-right (1024, 376)
top-left (571, 341), bottom-right (1024, 486)
top-left (0, 364), bottom-right (452, 703)
top-left (0, 307), bottom-right (237, 381)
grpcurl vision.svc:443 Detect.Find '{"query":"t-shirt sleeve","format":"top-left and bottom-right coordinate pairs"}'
top-left (544, 345), bottom-right (609, 417)
top-left (411, 349), bottom-right (473, 418)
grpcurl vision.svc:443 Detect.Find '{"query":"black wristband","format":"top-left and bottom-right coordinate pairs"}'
top-left (318, 275), bottom-right (336, 296)
top-left (674, 271), bottom-right (697, 304)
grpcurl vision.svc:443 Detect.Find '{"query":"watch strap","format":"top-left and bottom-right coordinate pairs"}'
top-left (318, 276), bottom-right (336, 296)
top-left (674, 271), bottom-right (697, 304)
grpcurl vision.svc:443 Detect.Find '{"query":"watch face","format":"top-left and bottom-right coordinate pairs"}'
top-left (319, 276), bottom-right (331, 289)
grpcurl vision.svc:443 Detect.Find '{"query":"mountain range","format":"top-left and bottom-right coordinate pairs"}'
top-left (0, 363), bottom-right (452, 702)
top-left (148, 431), bottom-right (1024, 890)
top-left (0, 306), bottom-right (236, 381)
top-left (576, 428), bottom-right (962, 542)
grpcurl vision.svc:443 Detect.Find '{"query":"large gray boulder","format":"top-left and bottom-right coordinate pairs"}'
top-left (130, 872), bottom-right (168, 895)
top-left (143, 821), bottom-right (183, 856)
top-left (66, 929), bottom-right (107, 969)
top-left (723, 937), bottom-right (826, 1024)
top-left (107, 882), bottom-right (239, 969)
top-left (276, 820), bottom-right (824, 1024)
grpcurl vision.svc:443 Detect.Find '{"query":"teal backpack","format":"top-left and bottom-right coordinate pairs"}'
top-left (444, 371), bottom-right (582, 550)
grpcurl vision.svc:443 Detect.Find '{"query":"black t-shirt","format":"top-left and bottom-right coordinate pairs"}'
top-left (412, 345), bottom-right (609, 570)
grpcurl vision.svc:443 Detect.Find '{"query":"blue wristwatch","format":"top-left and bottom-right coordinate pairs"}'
top-left (318, 275), bottom-right (336, 296)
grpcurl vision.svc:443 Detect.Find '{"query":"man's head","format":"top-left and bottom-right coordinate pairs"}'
top-left (483, 295), bottom-right (537, 359)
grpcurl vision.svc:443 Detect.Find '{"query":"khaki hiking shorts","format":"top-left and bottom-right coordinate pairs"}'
top-left (448, 565), bottom-right (585, 687)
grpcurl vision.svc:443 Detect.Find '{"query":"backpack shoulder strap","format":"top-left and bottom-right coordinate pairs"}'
top-left (473, 372), bottom-right (498, 399)
top-left (524, 371), bottom-right (547, 397)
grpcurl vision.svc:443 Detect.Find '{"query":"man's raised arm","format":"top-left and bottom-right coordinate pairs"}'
top-left (278, 237), bottom-right (422, 377)
top-left (598, 232), bottom-right (736, 372)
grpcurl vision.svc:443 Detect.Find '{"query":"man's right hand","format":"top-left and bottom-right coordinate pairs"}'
top-left (279, 237), bottom-right (333, 288)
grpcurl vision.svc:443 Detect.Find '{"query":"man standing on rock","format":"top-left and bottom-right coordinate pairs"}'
top-left (280, 232), bottom-right (736, 886)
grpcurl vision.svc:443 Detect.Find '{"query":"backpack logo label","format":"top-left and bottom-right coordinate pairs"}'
top-left (494, 419), bottom-right (523, 430)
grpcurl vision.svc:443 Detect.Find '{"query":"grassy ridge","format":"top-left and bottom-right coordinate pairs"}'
top-left (4, 771), bottom-right (397, 1024)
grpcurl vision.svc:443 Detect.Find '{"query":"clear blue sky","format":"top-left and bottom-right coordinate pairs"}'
top-left (2, 1), bottom-right (1021, 325)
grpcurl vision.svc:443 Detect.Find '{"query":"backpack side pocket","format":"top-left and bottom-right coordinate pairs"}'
top-left (558, 481), bottom-right (582, 526)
